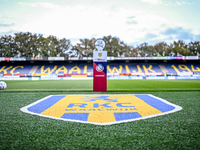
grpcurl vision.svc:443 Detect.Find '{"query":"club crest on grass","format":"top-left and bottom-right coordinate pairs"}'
top-left (20, 94), bottom-right (182, 125)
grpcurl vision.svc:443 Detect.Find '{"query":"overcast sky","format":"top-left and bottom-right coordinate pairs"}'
top-left (0, 0), bottom-right (200, 46)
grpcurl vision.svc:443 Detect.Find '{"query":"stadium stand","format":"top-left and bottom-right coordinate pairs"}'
top-left (0, 56), bottom-right (199, 80)
top-left (0, 62), bottom-right (200, 77)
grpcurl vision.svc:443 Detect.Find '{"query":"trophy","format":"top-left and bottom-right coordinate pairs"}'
top-left (95, 40), bottom-right (105, 51)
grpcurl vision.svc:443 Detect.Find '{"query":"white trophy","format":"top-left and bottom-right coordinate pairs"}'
top-left (95, 40), bottom-right (105, 51)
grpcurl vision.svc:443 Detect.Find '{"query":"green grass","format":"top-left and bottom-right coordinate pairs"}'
top-left (1, 79), bottom-right (200, 92)
top-left (0, 80), bottom-right (200, 149)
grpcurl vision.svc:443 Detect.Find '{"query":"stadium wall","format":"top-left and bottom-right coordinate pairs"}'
top-left (0, 57), bottom-right (200, 80)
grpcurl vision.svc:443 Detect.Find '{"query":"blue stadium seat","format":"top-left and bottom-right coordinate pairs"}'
top-left (1, 63), bottom-right (199, 75)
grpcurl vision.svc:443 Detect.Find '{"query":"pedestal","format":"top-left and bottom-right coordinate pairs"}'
top-left (93, 51), bottom-right (107, 92)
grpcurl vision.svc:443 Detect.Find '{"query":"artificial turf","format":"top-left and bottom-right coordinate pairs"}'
top-left (1, 79), bottom-right (200, 92)
top-left (0, 80), bottom-right (200, 149)
top-left (0, 91), bottom-right (200, 149)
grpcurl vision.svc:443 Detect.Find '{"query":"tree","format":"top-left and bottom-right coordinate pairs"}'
top-left (38, 35), bottom-right (51, 57)
top-left (137, 42), bottom-right (150, 57)
top-left (31, 33), bottom-right (40, 57)
top-left (154, 42), bottom-right (168, 56)
top-left (0, 35), bottom-right (18, 57)
top-left (71, 38), bottom-right (96, 57)
top-left (172, 40), bottom-right (189, 56)
top-left (121, 43), bottom-right (132, 57)
top-left (102, 35), bottom-right (113, 56)
top-left (78, 38), bottom-right (94, 57)
top-left (14, 32), bottom-right (35, 57)
top-left (129, 47), bottom-right (138, 57)
top-left (1, 32), bottom-right (200, 57)
top-left (188, 41), bottom-right (200, 56)
top-left (102, 35), bottom-right (122, 57)
top-left (71, 45), bottom-right (81, 57)
top-left (58, 38), bottom-right (71, 57)
top-left (47, 35), bottom-right (58, 57)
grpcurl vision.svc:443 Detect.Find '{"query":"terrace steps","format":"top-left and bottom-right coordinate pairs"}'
top-left (29, 66), bottom-right (39, 74)
top-left (159, 65), bottom-right (168, 74)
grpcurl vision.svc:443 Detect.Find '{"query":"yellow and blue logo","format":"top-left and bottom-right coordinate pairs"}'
top-left (98, 52), bottom-right (102, 57)
top-left (21, 95), bottom-right (182, 125)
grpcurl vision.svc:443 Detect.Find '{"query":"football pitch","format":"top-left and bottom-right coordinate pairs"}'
top-left (0, 79), bottom-right (200, 149)
top-left (1, 79), bottom-right (200, 92)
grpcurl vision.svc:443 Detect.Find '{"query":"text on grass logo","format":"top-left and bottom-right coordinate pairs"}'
top-left (20, 94), bottom-right (182, 125)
